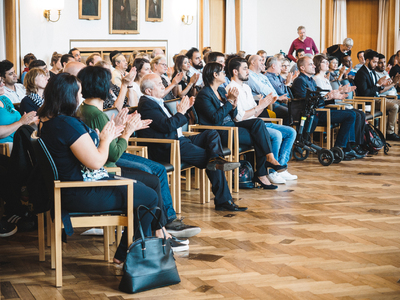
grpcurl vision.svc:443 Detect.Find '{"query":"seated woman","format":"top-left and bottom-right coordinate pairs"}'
top-left (313, 54), bottom-right (367, 157)
top-left (150, 55), bottom-right (182, 101)
top-left (172, 55), bottom-right (199, 98)
top-left (130, 58), bottom-right (152, 101)
top-left (225, 57), bottom-right (297, 184)
top-left (94, 60), bottom-right (137, 110)
top-left (77, 66), bottom-right (197, 246)
top-left (20, 68), bottom-right (48, 114)
top-left (49, 52), bottom-right (62, 77)
top-left (37, 73), bottom-right (167, 269)
top-left (195, 62), bottom-right (287, 190)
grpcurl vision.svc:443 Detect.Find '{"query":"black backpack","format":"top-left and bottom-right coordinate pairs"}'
top-left (363, 122), bottom-right (390, 155)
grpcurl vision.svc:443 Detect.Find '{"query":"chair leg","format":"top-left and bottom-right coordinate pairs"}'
top-left (233, 164), bottom-right (239, 193)
top-left (226, 170), bottom-right (232, 193)
top-left (185, 169), bottom-right (191, 191)
top-left (103, 226), bottom-right (110, 262)
top-left (54, 191), bottom-right (63, 287)
top-left (199, 169), bottom-right (206, 204)
top-left (38, 213), bottom-right (45, 262)
top-left (46, 211), bottom-right (51, 247)
top-left (117, 226), bottom-right (122, 245)
top-left (108, 226), bottom-right (115, 245)
top-left (194, 168), bottom-right (200, 189)
top-left (51, 218), bottom-right (55, 270)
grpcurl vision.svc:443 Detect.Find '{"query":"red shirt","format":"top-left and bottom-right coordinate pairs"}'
top-left (288, 37), bottom-right (319, 62)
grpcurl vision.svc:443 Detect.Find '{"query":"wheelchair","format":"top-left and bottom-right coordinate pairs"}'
top-left (289, 88), bottom-right (344, 166)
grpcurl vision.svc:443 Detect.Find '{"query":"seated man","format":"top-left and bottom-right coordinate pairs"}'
top-left (354, 50), bottom-right (400, 141)
top-left (61, 54), bottom-right (75, 69)
top-left (247, 55), bottom-right (289, 124)
top-left (85, 53), bottom-right (102, 66)
top-left (292, 56), bottom-right (362, 160)
top-left (186, 47), bottom-right (204, 88)
top-left (290, 49), bottom-right (305, 73)
top-left (226, 57), bottom-right (297, 184)
top-left (111, 53), bottom-right (128, 87)
top-left (68, 47), bottom-right (81, 62)
top-left (0, 60), bottom-right (26, 103)
top-left (354, 51), bottom-right (365, 71)
top-left (138, 73), bottom-right (246, 211)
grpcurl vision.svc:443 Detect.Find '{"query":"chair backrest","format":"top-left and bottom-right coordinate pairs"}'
top-left (164, 98), bottom-right (189, 132)
top-left (103, 108), bottom-right (119, 120)
top-left (30, 133), bottom-right (59, 203)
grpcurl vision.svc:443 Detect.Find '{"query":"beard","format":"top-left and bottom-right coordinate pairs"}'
top-left (367, 62), bottom-right (375, 70)
top-left (238, 73), bottom-right (249, 81)
top-left (193, 62), bottom-right (204, 70)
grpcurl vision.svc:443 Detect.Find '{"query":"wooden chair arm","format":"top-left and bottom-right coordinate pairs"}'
top-left (316, 108), bottom-right (331, 126)
top-left (182, 132), bottom-right (200, 136)
top-left (54, 178), bottom-right (135, 189)
top-left (0, 143), bottom-right (11, 156)
top-left (104, 167), bottom-right (121, 175)
top-left (259, 117), bottom-right (283, 125)
top-left (125, 145), bottom-right (148, 158)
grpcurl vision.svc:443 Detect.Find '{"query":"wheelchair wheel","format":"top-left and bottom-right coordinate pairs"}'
top-left (318, 149), bottom-right (334, 166)
top-left (293, 146), bottom-right (309, 161)
top-left (331, 146), bottom-right (344, 163)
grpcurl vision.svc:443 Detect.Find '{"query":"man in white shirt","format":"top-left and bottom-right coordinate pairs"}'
top-left (186, 47), bottom-right (204, 87)
top-left (0, 60), bottom-right (26, 103)
top-left (111, 54), bottom-right (128, 87)
top-left (226, 57), bottom-right (297, 184)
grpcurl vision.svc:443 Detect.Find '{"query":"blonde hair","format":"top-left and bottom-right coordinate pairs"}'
top-left (24, 68), bottom-right (47, 94)
top-left (150, 55), bottom-right (166, 70)
top-left (50, 52), bottom-right (62, 67)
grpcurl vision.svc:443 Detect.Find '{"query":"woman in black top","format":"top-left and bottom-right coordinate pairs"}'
top-left (20, 68), bottom-right (48, 114)
top-left (172, 55), bottom-right (199, 98)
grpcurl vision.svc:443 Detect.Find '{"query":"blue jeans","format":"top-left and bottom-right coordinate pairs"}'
top-left (265, 123), bottom-right (296, 169)
top-left (116, 152), bottom-right (177, 223)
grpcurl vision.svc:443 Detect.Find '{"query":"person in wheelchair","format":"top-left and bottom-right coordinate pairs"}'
top-left (291, 56), bottom-right (365, 160)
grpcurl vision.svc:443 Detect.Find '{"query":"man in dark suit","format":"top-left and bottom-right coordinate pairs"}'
top-left (148, 0), bottom-right (161, 19)
top-left (137, 74), bottom-right (246, 212)
top-left (354, 50), bottom-right (400, 141)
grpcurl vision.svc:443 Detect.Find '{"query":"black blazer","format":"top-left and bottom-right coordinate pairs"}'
top-left (137, 95), bottom-right (189, 162)
top-left (194, 86), bottom-right (237, 126)
top-left (354, 65), bottom-right (380, 97)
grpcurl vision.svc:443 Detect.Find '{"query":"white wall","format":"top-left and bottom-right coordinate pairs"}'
top-left (0, 0), bottom-right (5, 60)
top-left (18, 0), bottom-right (199, 68)
top-left (241, 0), bottom-right (321, 57)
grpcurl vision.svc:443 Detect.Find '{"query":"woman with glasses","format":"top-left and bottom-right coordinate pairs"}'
top-left (280, 58), bottom-right (298, 86)
top-left (324, 38), bottom-right (354, 65)
top-left (150, 55), bottom-right (183, 101)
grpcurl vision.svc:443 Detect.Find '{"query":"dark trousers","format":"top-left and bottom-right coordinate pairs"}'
top-left (350, 109), bottom-right (366, 145)
top-left (62, 176), bottom-right (159, 262)
top-left (273, 102), bottom-right (290, 125)
top-left (315, 109), bottom-right (356, 148)
top-left (179, 130), bottom-right (232, 205)
top-left (219, 118), bottom-right (273, 177)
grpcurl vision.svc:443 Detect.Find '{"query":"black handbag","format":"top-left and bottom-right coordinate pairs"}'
top-left (118, 205), bottom-right (181, 293)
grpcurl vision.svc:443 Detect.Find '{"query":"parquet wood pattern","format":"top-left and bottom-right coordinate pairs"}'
top-left (2, 143), bottom-right (400, 299)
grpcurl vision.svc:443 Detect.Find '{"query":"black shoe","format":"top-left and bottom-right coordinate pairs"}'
top-left (0, 218), bottom-right (17, 238)
top-left (386, 133), bottom-right (400, 141)
top-left (344, 149), bottom-right (364, 160)
top-left (215, 200), bottom-right (248, 211)
top-left (206, 157), bottom-right (240, 172)
top-left (253, 176), bottom-right (278, 190)
top-left (265, 161), bottom-right (287, 173)
top-left (168, 237), bottom-right (189, 252)
top-left (353, 146), bottom-right (368, 156)
top-left (165, 218), bottom-right (201, 238)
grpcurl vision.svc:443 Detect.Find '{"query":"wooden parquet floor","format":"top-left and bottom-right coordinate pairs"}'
top-left (2, 143), bottom-right (400, 299)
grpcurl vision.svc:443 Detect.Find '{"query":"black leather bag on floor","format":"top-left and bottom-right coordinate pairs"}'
top-left (118, 205), bottom-right (181, 294)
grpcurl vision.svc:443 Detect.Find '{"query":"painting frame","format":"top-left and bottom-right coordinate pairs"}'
top-left (79, 0), bottom-right (101, 20)
top-left (110, 0), bottom-right (140, 34)
top-left (145, 0), bottom-right (163, 22)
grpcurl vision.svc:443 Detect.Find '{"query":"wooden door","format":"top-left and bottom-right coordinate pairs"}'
top-left (347, 0), bottom-right (379, 63)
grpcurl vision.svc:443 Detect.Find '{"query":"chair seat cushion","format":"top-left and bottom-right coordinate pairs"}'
top-left (160, 162), bottom-right (174, 173)
top-left (70, 210), bottom-right (125, 217)
top-left (181, 162), bottom-right (192, 170)
top-left (222, 147), bottom-right (231, 156)
top-left (365, 111), bottom-right (383, 120)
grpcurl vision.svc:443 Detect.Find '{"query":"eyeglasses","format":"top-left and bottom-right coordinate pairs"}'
top-left (282, 65), bottom-right (290, 68)
top-left (158, 63), bottom-right (167, 67)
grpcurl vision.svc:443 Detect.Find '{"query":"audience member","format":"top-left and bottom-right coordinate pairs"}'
top-left (0, 60), bottom-right (26, 103)
top-left (280, 58), bottom-right (298, 85)
top-left (111, 54), bottom-right (128, 87)
top-left (376, 54), bottom-right (399, 98)
top-left (389, 50), bottom-right (400, 93)
top-left (195, 62), bottom-right (290, 189)
top-left (288, 26), bottom-right (319, 62)
top-left (186, 47), bottom-right (204, 87)
top-left (226, 57), bottom-right (297, 184)
top-left (21, 53), bottom-right (36, 83)
top-left (238, 50), bottom-right (246, 58)
top-left (28, 60), bottom-right (49, 77)
top-left (354, 51), bottom-right (365, 71)
top-left (20, 68), bottom-right (48, 114)
top-left (172, 55), bottom-right (199, 98)
top-left (325, 38), bottom-right (353, 63)
top-left (151, 55), bottom-right (182, 100)
top-left (61, 54), bottom-right (74, 69)
top-left (49, 52), bottom-right (62, 77)
top-left (68, 47), bottom-right (81, 62)
top-left (85, 53), bottom-right (102, 66)
top-left (63, 61), bottom-right (86, 76)
top-left (131, 58), bottom-right (151, 99)
top-left (354, 50), bottom-right (400, 141)
top-left (138, 73), bottom-right (246, 211)
top-left (151, 48), bottom-right (165, 59)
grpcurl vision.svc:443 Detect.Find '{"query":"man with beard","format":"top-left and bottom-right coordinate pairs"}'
top-left (226, 57), bottom-right (297, 184)
top-left (186, 47), bottom-right (204, 87)
top-left (361, 53), bottom-right (400, 140)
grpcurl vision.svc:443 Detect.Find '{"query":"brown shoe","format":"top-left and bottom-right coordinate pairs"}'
top-left (206, 157), bottom-right (240, 172)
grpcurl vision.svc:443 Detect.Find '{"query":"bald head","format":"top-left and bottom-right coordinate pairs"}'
top-left (248, 55), bottom-right (264, 73)
top-left (64, 61), bottom-right (86, 76)
top-left (141, 73), bottom-right (164, 98)
top-left (151, 48), bottom-right (165, 59)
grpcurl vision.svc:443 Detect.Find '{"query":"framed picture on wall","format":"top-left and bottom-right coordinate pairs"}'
top-left (145, 0), bottom-right (163, 22)
top-left (110, 0), bottom-right (139, 34)
top-left (79, 0), bottom-right (101, 20)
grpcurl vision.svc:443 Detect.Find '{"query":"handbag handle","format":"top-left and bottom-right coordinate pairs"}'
top-left (134, 205), bottom-right (168, 257)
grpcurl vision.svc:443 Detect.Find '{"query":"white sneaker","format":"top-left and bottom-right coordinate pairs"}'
top-left (267, 172), bottom-right (286, 184)
top-left (279, 170), bottom-right (297, 181)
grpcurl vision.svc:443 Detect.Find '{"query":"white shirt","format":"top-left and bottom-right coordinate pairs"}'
top-left (111, 69), bottom-right (123, 87)
top-left (226, 79), bottom-right (257, 122)
top-left (187, 66), bottom-right (203, 87)
top-left (4, 83), bottom-right (26, 104)
top-left (131, 82), bottom-right (143, 99)
top-left (376, 71), bottom-right (398, 96)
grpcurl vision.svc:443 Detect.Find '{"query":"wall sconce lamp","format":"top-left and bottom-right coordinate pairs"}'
top-left (181, 15), bottom-right (194, 25)
top-left (43, 0), bottom-right (64, 22)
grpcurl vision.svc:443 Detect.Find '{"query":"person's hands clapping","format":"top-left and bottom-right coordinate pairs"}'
top-left (124, 111), bottom-right (152, 135)
top-left (176, 95), bottom-right (192, 114)
top-left (99, 120), bottom-right (124, 144)
top-left (20, 111), bottom-right (38, 125)
top-left (122, 67), bottom-right (137, 85)
top-left (259, 93), bottom-right (276, 110)
top-left (172, 72), bottom-right (184, 86)
top-left (167, 67), bottom-right (174, 79)
top-left (189, 73), bottom-right (200, 85)
top-left (112, 107), bottom-right (129, 127)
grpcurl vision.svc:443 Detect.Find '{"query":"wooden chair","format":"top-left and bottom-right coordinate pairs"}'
top-left (0, 143), bottom-right (11, 156)
top-left (31, 134), bottom-right (134, 287)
